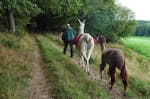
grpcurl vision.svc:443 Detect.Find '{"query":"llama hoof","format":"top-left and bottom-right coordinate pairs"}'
top-left (100, 75), bottom-right (102, 79)
top-left (123, 92), bottom-right (127, 96)
top-left (109, 86), bottom-right (112, 89)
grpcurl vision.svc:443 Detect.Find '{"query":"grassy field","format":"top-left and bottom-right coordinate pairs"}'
top-left (121, 36), bottom-right (150, 58)
top-left (0, 33), bottom-right (34, 99)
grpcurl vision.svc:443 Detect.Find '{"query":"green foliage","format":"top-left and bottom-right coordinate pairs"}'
top-left (76, 0), bottom-right (136, 42)
top-left (30, 0), bottom-right (82, 31)
top-left (14, 17), bottom-right (29, 37)
top-left (1, 0), bottom-right (137, 42)
top-left (1, 34), bottom-right (20, 50)
top-left (0, 0), bottom-right (41, 32)
top-left (84, 0), bottom-right (136, 41)
top-left (36, 35), bottom-right (110, 98)
top-left (1, 0), bottom-right (41, 16)
top-left (134, 20), bottom-right (150, 36)
top-left (0, 0), bottom-right (137, 41)
top-left (32, 0), bottom-right (82, 16)
top-left (15, 28), bottom-right (26, 38)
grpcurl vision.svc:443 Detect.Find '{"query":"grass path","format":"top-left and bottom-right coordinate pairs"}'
top-left (26, 36), bottom-right (52, 99)
top-left (44, 34), bottom-right (128, 99)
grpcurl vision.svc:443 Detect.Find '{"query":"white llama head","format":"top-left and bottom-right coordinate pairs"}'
top-left (78, 19), bottom-right (86, 34)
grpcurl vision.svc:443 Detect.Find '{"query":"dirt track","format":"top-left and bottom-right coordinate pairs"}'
top-left (27, 38), bottom-right (52, 99)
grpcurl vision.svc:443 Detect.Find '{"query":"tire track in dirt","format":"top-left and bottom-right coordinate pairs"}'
top-left (26, 37), bottom-right (52, 99)
top-left (46, 35), bottom-right (129, 99)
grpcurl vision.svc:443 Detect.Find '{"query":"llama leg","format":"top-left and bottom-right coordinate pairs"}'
top-left (100, 64), bottom-right (106, 79)
top-left (120, 66), bottom-right (128, 96)
top-left (108, 67), bottom-right (113, 84)
top-left (109, 68), bottom-right (116, 89)
top-left (81, 56), bottom-right (85, 70)
top-left (86, 42), bottom-right (94, 74)
top-left (80, 55), bottom-right (86, 71)
top-left (80, 41), bottom-right (87, 68)
top-left (79, 53), bottom-right (82, 64)
top-left (86, 40), bottom-right (94, 61)
top-left (86, 60), bottom-right (90, 74)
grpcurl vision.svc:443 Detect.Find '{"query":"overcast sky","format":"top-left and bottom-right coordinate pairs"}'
top-left (117, 0), bottom-right (150, 20)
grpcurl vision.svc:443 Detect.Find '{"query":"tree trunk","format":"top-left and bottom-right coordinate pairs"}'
top-left (8, 11), bottom-right (15, 32)
top-left (5, 9), bottom-right (10, 31)
top-left (5, 0), bottom-right (16, 32)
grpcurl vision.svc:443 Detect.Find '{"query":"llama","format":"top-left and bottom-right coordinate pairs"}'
top-left (75, 19), bottom-right (95, 74)
top-left (97, 35), bottom-right (128, 96)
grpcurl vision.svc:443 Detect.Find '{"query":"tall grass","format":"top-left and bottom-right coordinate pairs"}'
top-left (0, 33), bottom-right (34, 99)
top-left (36, 35), bottom-right (110, 99)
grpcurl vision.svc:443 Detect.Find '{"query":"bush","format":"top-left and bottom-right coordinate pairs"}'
top-left (1, 35), bottom-right (20, 50)
top-left (15, 27), bottom-right (26, 38)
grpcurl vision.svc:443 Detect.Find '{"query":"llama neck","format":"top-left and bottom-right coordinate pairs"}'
top-left (79, 26), bottom-right (84, 34)
top-left (100, 43), bottom-right (106, 53)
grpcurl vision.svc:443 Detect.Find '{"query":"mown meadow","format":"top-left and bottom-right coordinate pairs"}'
top-left (121, 36), bottom-right (150, 58)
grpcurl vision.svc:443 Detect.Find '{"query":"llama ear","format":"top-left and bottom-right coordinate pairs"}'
top-left (83, 19), bottom-right (86, 23)
top-left (78, 19), bottom-right (81, 24)
top-left (96, 37), bottom-right (99, 41)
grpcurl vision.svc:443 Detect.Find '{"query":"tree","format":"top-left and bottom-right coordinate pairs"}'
top-left (113, 5), bottom-right (136, 38)
top-left (78, 0), bottom-right (136, 41)
top-left (30, 0), bottom-right (82, 31)
top-left (28, 0), bottom-right (136, 42)
top-left (0, 0), bottom-right (41, 32)
top-left (134, 21), bottom-right (150, 36)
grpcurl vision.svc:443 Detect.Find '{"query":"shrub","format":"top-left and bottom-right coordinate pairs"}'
top-left (1, 35), bottom-right (20, 50)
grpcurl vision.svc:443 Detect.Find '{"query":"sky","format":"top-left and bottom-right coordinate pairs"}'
top-left (117, 0), bottom-right (150, 20)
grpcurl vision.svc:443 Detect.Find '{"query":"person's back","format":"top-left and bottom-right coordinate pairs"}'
top-left (63, 24), bottom-right (75, 57)
top-left (65, 25), bottom-right (75, 41)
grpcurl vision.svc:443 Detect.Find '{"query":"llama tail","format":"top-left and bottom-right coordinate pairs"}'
top-left (120, 61), bottom-right (128, 96)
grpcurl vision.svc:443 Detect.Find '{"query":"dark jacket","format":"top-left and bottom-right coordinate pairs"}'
top-left (62, 27), bottom-right (75, 41)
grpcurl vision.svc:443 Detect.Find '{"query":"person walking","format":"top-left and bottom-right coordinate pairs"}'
top-left (62, 24), bottom-right (76, 57)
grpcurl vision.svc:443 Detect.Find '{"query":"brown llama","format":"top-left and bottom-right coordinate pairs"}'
top-left (97, 35), bottom-right (128, 96)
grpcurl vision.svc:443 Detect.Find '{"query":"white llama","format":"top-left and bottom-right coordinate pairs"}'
top-left (75, 19), bottom-right (95, 74)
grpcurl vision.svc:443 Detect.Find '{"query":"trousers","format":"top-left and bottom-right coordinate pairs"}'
top-left (63, 41), bottom-right (74, 57)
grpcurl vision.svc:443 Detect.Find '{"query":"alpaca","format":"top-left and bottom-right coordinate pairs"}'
top-left (75, 19), bottom-right (95, 74)
top-left (97, 35), bottom-right (128, 96)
